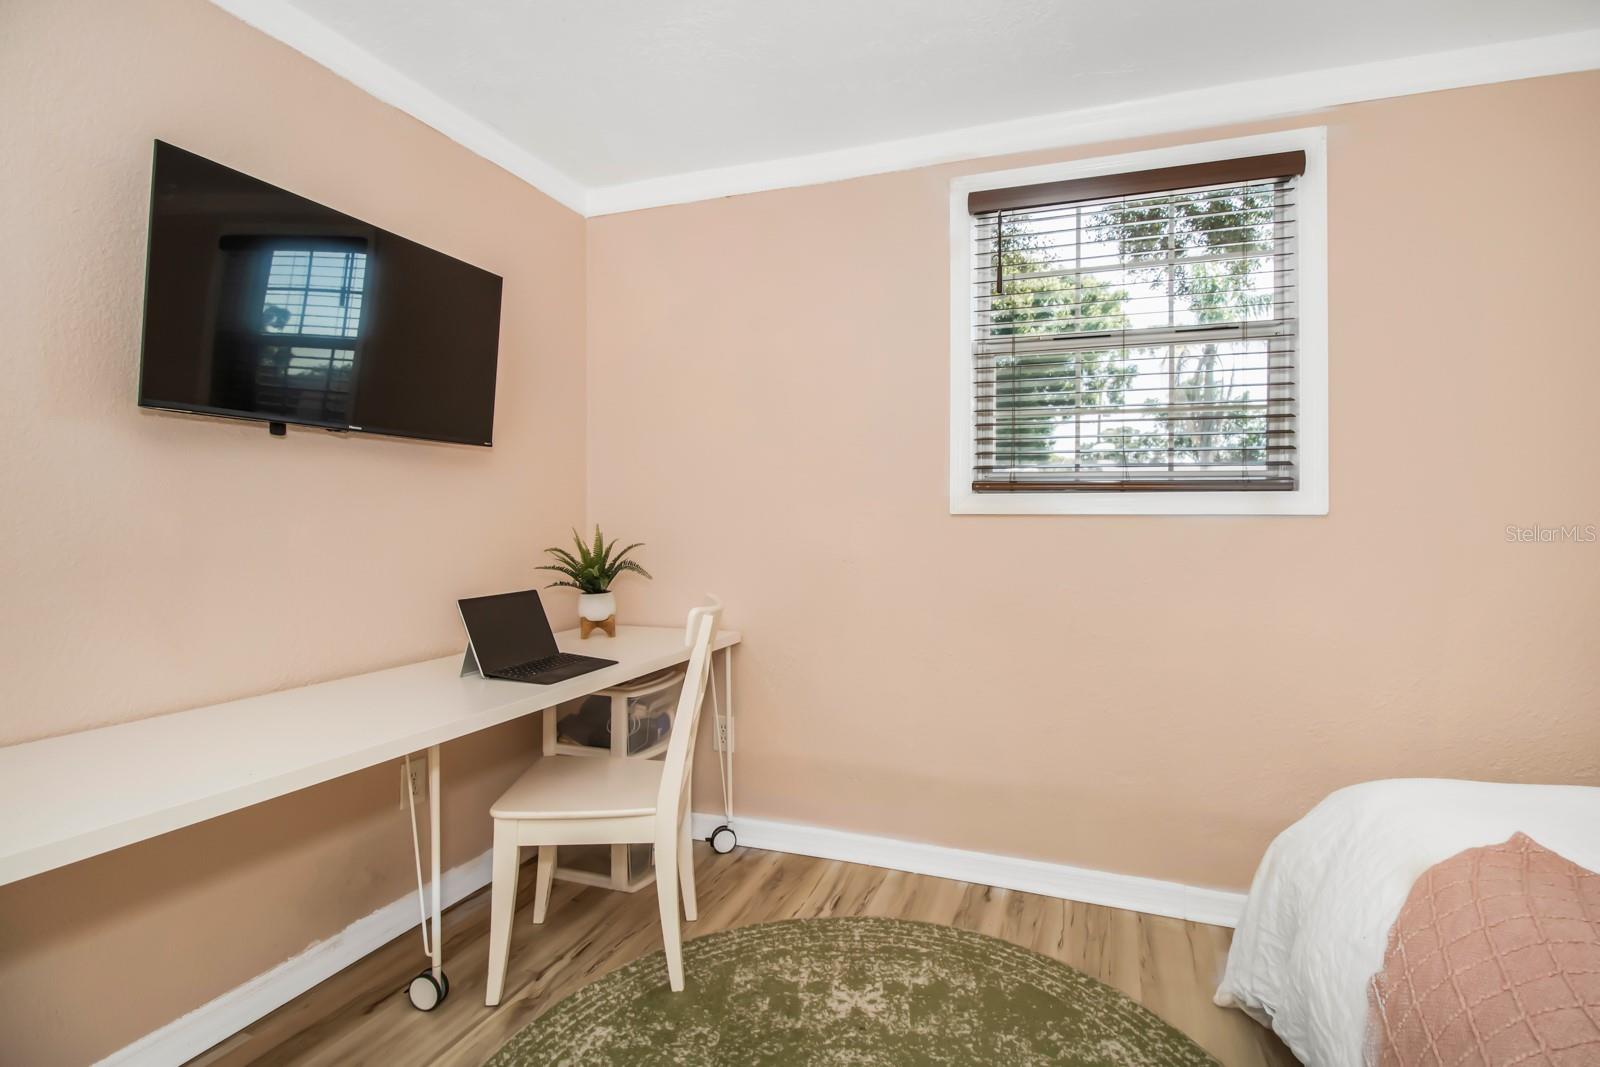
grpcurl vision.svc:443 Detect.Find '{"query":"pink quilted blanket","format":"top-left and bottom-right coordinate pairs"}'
top-left (1370, 833), bottom-right (1600, 1066)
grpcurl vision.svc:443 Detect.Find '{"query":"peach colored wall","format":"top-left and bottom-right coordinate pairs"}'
top-left (0, 0), bottom-right (583, 1062)
top-left (590, 73), bottom-right (1600, 892)
top-left (4, 0), bottom-right (1599, 1059)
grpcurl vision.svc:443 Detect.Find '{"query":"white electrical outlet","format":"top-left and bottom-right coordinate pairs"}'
top-left (712, 716), bottom-right (733, 753)
top-left (400, 758), bottom-right (427, 808)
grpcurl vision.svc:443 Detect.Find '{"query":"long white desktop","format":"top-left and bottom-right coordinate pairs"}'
top-left (0, 624), bottom-right (740, 1010)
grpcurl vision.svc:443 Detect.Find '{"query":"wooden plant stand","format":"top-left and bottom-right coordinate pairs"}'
top-left (580, 614), bottom-right (617, 638)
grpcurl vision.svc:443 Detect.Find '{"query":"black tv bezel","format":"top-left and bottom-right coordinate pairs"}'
top-left (135, 140), bottom-right (502, 448)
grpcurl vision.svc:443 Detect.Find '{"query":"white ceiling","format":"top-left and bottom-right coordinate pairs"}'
top-left (216, 1), bottom-right (1600, 214)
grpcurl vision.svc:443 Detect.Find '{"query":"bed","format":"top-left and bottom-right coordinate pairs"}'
top-left (1214, 778), bottom-right (1600, 1067)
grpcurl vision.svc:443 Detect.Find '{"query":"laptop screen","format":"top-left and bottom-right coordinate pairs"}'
top-left (457, 589), bottom-right (560, 673)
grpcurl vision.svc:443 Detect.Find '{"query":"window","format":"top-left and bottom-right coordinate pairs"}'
top-left (254, 244), bottom-right (368, 424)
top-left (262, 247), bottom-right (367, 340)
top-left (950, 130), bottom-right (1327, 515)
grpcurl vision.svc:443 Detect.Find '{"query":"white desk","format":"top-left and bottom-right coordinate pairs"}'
top-left (0, 625), bottom-right (740, 1002)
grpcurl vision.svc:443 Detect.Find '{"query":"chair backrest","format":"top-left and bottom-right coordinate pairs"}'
top-left (656, 597), bottom-right (721, 824)
top-left (684, 595), bottom-right (721, 645)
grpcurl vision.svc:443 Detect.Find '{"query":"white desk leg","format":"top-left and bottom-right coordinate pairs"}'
top-left (429, 743), bottom-right (443, 983)
top-left (723, 648), bottom-right (735, 823)
top-left (707, 646), bottom-right (739, 855)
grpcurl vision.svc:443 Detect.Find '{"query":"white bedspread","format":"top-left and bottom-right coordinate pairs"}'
top-left (1214, 778), bottom-right (1600, 1067)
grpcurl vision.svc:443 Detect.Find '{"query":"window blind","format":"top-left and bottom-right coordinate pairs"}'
top-left (968, 152), bottom-right (1304, 493)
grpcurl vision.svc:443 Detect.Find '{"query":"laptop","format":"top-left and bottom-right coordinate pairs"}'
top-left (457, 589), bottom-right (617, 684)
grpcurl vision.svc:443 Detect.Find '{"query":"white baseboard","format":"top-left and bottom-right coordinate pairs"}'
top-left (100, 816), bottom-right (1242, 1064)
top-left (691, 813), bottom-right (1245, 929)
top-left (96, 848), bottom-right (494, 1067)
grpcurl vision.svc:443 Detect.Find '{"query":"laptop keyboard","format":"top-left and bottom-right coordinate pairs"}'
top-left (499, 652), bottom-right (590, 679)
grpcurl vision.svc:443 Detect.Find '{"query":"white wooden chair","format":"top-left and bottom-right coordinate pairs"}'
top-left (484, 599), bottom-right (722, 1004)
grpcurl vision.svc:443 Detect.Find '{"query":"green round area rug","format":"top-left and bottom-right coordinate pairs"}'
top-left (485, 917), bottom-right (1220, 1066)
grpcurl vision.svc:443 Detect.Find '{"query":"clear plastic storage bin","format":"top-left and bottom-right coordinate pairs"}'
top-left (539, 667), bottom-right (684, 891)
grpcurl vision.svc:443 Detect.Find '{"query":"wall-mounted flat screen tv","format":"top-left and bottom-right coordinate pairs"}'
top-left (138, 141), bottom-right (503, 445)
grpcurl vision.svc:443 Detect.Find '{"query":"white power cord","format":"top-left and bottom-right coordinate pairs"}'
top-left (403, 753), bottom-right (432, 957)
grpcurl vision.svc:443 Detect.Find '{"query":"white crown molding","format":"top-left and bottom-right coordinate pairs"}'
top-left (207, 5), bottom-right (1598, 219)
top-left (207, 0), bottom-right (590, 215)
top-left (96, 848), bottom-right (494, 1067)
top-left (587, 27), bottom-right (1600, 216)
top-left (690, 813), bottom-right (1246, 928)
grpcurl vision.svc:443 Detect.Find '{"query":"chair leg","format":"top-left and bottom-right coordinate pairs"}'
top-left (654, 834), bottom-right (685, 991)
top-left (678, 812), bottom-right (698, 922)
top-left (532, 845), bottom-right (556, 924)
top-left (485, 821), bottom-right (519, 1006)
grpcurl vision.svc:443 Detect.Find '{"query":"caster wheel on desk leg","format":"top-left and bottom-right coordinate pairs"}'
top-left (709, 825), bottom-right (737, 854)
top-left (408, 970), bottom-right (448, 1011)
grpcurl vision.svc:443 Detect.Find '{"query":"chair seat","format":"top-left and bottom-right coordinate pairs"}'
top-left (491, 756), bottom-right (664, 820)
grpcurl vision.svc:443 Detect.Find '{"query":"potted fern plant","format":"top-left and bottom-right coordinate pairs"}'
top-left (538, 526), bottom-right (652, 638)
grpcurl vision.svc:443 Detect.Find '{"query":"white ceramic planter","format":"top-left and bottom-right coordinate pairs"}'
top-left (578, 591), bottom-right (616, 623)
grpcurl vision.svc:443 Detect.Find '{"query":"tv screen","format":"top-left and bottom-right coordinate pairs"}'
top-left (138, 141), bottom-right (502, 446)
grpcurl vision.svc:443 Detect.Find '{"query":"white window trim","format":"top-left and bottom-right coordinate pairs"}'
top-left (948, 127), bottom-right (1329, 516)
